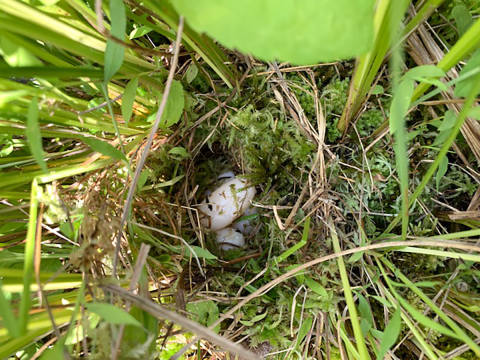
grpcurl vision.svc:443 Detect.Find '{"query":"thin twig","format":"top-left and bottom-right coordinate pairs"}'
top-left (112, 17), bottom-right (185, 278)
top-left (95, 0), bottom-right (105, 34)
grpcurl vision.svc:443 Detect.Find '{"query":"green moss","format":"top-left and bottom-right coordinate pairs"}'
top-left (214, 105), bottom-right (315, 192)
top-left (326, 118), bottom-right (343, 143)
top-left (356, 108), bottom-right (384, 137)
top-left (322, 78), bottom-right (350, 115)
top-left (322, 78), bottom-right (350, 143)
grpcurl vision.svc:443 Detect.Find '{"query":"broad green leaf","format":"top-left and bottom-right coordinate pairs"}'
top-left (104, 0), bottom-right (126, 82)
top-left (305, 277), bottom-right (328, 297)
top-left (455, 50), bottom-right (480, 98)
top-left (376, 308), bottom-right (401, 360)
top-left (294, 317), bottom-right (313, 351)
top-left (183, 246), bottom-right (217, 260)
top-left (172, 0), bottom-right (375, 64)
top-left (26, 97), bottom-right (48, 173)
top-left (433, 128), bottom-right (451, 147)
top-left (59, 221), bottom-right (74, 239)
top-left (407, 281), bottom-right (441, 289)
top-left (357, 293), bottom-right (373, 335)
top-left (64, 314), bottom-right (100, 346)
top-left (434, 111), bottom-right (456, 146)
top-left (169, 146), bottom-right (189, 158)
top-left (404, 65), bottom-right (446, 81)
top-left (132, 225), bottom-right (166, 248)
top-left (129, 25), bottom-right (153, 39)
top-left (121, 77), bottom-right (139, 126)
top-left (452, 5), bottom-right (473, 37)
top-left (187, 301), bottom-right (219, 332)
top-left (0, 222), bottom-right (27, 234)
top-left (159, 80), bottom-right (185, 128)
top-left (438, 110), bottom-right (456, 131)
top-left (436, 156), bottom-right (448, 191)
top-left (390, 80), bottom-right (414, 135)
top-left (371, 85), bottom-right (384, 95)
top-left (404, 65), bottom-right (447, 91)
top-left (137, 169), bottom-right (150, 192)
top-left (122, 306), bottom-right (158, 354)
top-left (87, 302), bottom-right (143, 328)
top-left (348, 251), bottom-right (364, 263)
top-left (239, 311), bottom-right (267, 326)
top-left (371, 328), bottom-right (383, 340)
top-left (371, 295), bottom-right (392, 308)
top-left (468, 106), bottom-right (480, 119)
top-left (407, 129), bottom-right (422, 141)
top-left (83, 138), bottom-right (127, 162)
top-left (185, 64), bottom-right (199, 84)
top-left (39, 343), bottom-right (65, 360)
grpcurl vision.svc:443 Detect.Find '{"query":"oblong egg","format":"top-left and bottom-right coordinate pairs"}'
top-left (232, 206), bottom-right (258, 235)
top-left (199, 177), bottom-right (256, 231)
top-left (216, 227), bottom-right (245, 250)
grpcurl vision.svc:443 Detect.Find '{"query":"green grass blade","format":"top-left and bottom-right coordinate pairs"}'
top-left (122, 77), bottom-right (139, 127)
top-left (332, 227), bottom-right (371, 360)
top-left (338, 0), bottom-right (412, 132)
top-left (0, 159), bottom-right (112, 189)
top-left (100, 83), bottom-right (127, 155)
top-left (104, 0), bottom-right (126, 82)
top-left (383, 71), bottom-right (480, 235)
top-left (25, 97), bottom-right (48, 173)
top-left (83, 137), bottom-right (127, 162)
top-left (141, 0), bottom-right (236, 88)
top-left (0, 1), bottom-right (154, 71)
top-left (0, 279), bottom-right (20, 338)
top-left (396, 247), bottom-right (480, 262)
top-left (376, 307), bottom-right (401, 360)
top-left (381, 257), bottom-right (480, 356)
top-left (275, 216), bottom-right (310, 264)
top-left (0, 66), bottom-right (104, 78)
top-left (18, 178), bottom-right (39, 334)
top-left (401, 0), bottom-right (445, 40)
top-left (0, 310), bottom-right (75, 358)
top-left (389, 78), bottom-right (414, 239)
top-left (411, 18), bottom-right (480, 101)
top-left (375, 262), bottom-right (439, 359)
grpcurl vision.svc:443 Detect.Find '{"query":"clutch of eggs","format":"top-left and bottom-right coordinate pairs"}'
top-left (199, 174), bottom-right (256, 250)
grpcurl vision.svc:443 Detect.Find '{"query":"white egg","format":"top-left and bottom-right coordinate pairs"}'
top-left (232, 206), bottom-right (258, 235)
top-left (216, 227), bottom-right (245, 250)
top-left (217, 171), bottom-right (235, 181)
top-left (199, 177), bottom-right (256, 231)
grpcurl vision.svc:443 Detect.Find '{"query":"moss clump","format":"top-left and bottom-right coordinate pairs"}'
top-left (285, 73), bottom-right (316, 118)
top-left (322, 78), bottom-right (350, 115)
top-left (223, 105), bottom-right (315, 191)
top-left (284, 74), bottom-right (351, 144)
top-left (356, 108), bottom-right (385, 137)
top-left (322, 78), bottom-right (350, 143)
